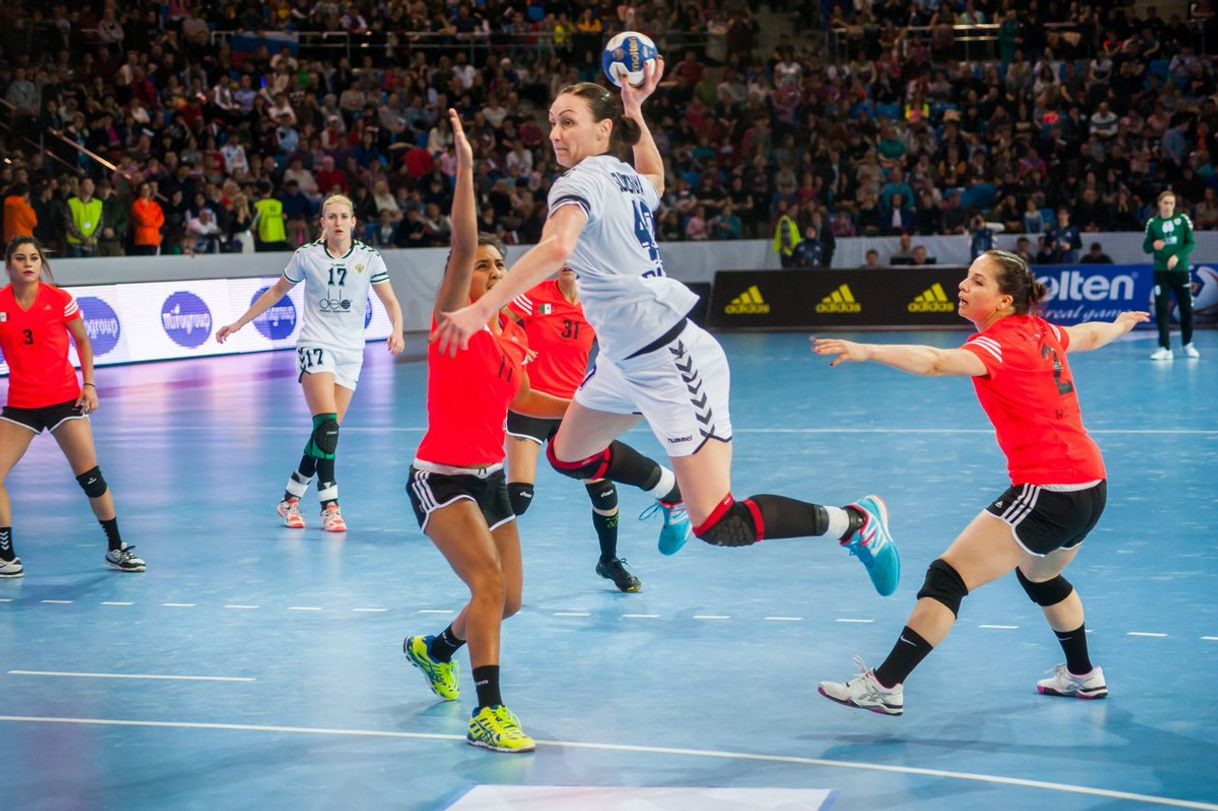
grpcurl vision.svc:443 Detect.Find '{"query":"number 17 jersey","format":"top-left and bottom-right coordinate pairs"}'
top-left (282, 239), bottom-right (390, 352)
top-left (548, 155), bottom-right (697, 362)
top-left (961, 315), bottom-right (1105, 485)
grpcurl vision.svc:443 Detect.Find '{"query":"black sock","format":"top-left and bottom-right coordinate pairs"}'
top-left (316, 458), bottom-right (337, 508)
top-left (844, 505), bottom-right (866, 539)
top-left (1054, 623), bottom-right (1093, 675)
top-left (99, 518), bottom-right (123, 552)
top-left (298, 454), bottom-right (317, 479)
top-left (745, 494), bottom-right (831, 538)
top-left (585, 481), bottom-right (620, 561)
top-left (472, 664), bottom-right (503, 709)
top-left (428, 625), bottom-right (465, 663)
top-left (874, 626), bottom-right (935, 688)
top-left (0, 527), bottom-right (14, 562)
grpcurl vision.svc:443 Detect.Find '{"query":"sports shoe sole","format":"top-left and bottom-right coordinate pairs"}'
top-left (1037, 685), bottom-right (1108, 700)
top-left (817, 686), bottom-right (903, 716)
top-left (105, 561), bottom-right (146, 573)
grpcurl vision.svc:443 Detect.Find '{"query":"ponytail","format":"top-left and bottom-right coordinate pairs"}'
top-left (985, 249), bottom-right (1046, 316)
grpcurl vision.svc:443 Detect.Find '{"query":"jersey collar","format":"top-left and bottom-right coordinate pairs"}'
top-left (323, 240), bottom-right (355, 260)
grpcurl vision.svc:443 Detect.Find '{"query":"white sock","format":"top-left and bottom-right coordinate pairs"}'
top-left (825, 506), bottom-right (852, 540)
top-left (645, 466), bottom-right (677, 501)
top-left (285, 472), bottom-right (310, 499)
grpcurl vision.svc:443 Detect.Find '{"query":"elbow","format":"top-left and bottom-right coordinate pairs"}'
top-left (540, 234), bottom-right (575, 266)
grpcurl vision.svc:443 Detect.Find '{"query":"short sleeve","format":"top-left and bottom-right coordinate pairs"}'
top-left (1047, 321), bottom-right (1070, 352)
top-left (61, 290), bottom-right (81, 324)
top-left (962, 334), bottom-right (1003, 378)
top-left (641, 173), bottom-right (660, 212)
top-left (282, 250), bottom-right (305, 284)
top-left (369, 251), bottom-right (391, 285)
top-left (547, 164), bottom-right (605, 225)
top-left (507, 292), bottom-right (534, 326)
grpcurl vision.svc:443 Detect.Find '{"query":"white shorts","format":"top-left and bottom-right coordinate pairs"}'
top-left (296, 344), bottom-right (364, 390)
top-left (575, 321), bottom-right (733, 457)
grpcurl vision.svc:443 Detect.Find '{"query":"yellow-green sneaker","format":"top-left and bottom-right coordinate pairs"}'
top-left (467, 705), bottom-right (535, 753)
top-left (403, 635), bottom-right (460, 701)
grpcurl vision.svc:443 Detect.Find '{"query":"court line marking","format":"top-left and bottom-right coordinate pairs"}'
top-left (288, 606), bottom-right (323, 612)
top-left (417, 609), bottom-right (453, 615)
top-left (553, 612), bottom-right (591, 618)
top-left (0, 715), bottom-right (1214, 810)
top-left (162, 603), bottom-right (196, 608)
top-left (224, 605), bottom-right (261, 610)
top-left (1202, 636), bottom-right (1218, 642)
top-left (765, 616), bottom-right (803, 622)
top-left (6, 672), bottom-right (254, 683)
top-left (1127, 632), bottom-right (1168, 638)
top-left (40, 600), bottom-right (72, 605)
top-left (693, 615), bottom-right (731, 620)
top-left (101, 601), bottom-right (133, 606)
top-left (835, 618), bottom-right (874, 624)
top-left (979, 625), bottom-right (1020, 630)
top-left (621, 613), bottom-right (660, 619)
top-left (0, 598), bottom-right (11, 603)
top-left (353, 608), bottom-right (389, 613)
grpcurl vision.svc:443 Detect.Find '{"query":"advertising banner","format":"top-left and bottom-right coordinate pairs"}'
top-left (1, 276), bottom-right (395, 376)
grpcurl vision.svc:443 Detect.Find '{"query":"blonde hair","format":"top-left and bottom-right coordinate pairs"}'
top-left (321, 193), bottom-right (355, 216)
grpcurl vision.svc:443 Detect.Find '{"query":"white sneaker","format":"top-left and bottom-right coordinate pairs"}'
top-left (1036, 664), bottom-right (1107, 699)
top-left (1183, 343), bottom-right (1200, 358)
top-left (818, 657), bottom-right (904, 716)
top-left (277, 498), bottom-right (305, 529)
top-left (1150, 347), bottom-right (1173, 361)
top-left (0, 556), bottom-right (24, 578)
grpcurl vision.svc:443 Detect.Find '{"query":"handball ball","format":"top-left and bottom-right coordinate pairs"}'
top-left (602, 31), bottom-right (659, 88)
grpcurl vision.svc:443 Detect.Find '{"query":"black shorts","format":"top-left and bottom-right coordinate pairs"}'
top-left (505, 411), bottom-right (561, 445)
top-left (1, 399), bottom-right (86, 434)
top-left (985, 481), bottom-right (1107, 556)
top-left (406, 464), bottom-right (514, 533)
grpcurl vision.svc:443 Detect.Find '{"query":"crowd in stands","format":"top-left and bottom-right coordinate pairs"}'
top-left (0, 0), bottom-right (1216, 262)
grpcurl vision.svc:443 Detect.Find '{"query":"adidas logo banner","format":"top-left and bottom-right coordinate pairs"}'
top-left (815, 284), bottom-right (862, 314)
top-left (907, 283), bottom-right (955, 313)
top-left (725, 285), bottom-right (770, 315)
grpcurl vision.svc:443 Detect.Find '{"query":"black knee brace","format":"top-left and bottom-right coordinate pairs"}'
top-left (1016, 569), bottom-right (1074, 607)
top-left (508, 482), bottom-right (534, 516)
top-left (306, 414), bottom-right (339, 461)
top-left (75, 466), bottom-right (108, 499)
top-left (694, 496), bottom-right (762, 547)
top-left (916, 559), bottom-right (968, 617)
top-left (584, 480), bottom-right (618, 513)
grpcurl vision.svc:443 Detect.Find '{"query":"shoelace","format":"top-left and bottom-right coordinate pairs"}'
top-left (639, 501), bottom-right (686, 524)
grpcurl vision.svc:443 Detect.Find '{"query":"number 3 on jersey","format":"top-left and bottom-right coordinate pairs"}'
top-left (632, 201), bottom-right (665, 278)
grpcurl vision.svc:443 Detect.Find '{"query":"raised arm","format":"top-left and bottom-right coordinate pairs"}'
top-left (1062, 311), bottom-right (1149, 353)
top-left (432, 108), bottom-right (477, 319)
top-left (812, 338), bottom-right (988, 377)
top-left (621, 58), bottom-right (666, 197)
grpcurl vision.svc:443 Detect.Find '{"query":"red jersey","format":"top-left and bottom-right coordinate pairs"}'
top-left (507, 280), bottom-right (594, 399)
top-left (0, 284), bottom-right (82, 409)
top-left (961, 315), bottom-right (1106, 486)
top-left (415, 314), bottom-right (530, 467)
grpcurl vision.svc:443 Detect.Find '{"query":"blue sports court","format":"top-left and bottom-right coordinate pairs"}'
top-left (1, 329), bottom-right (1215, 811)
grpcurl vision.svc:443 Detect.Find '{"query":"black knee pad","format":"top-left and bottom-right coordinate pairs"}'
top-left (308, 415), bottom-right (340, 460)
top-left (916, 559), bottom-right (969, 617)
top-left (694, 497), bottom-right (761, 547)
top-left (508, 482), bottom-right (534, 516)
top-left (584, 480), bottom-right (618, 513)
top-left (75, 466), bottom-right (108, 499)
top-left (1016, 569), bottom-right (1074, 607)
top-left (546, 441), bottom-right (609, 480)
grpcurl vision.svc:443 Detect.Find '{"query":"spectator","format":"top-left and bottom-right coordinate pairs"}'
top-left (4, 67), bottom-right (39, 118)
top-left (1013, 236), bottom-right (1033, 264)
top-left (280, 181), bottom-right (313, 247)
top-left (131, 182), bottom-right (165, 256)
top-left (1079, 242), bottom-right (1113, 264)
top-left (685, 205), bottom-right (710, 241)
top-left (1044, 208), bottom-right (1083, 264)
top-left (910, 245), bottom-right (935, 266)
top-left (227, 192), bottom-right (255, 254)
top-left (253, 182), bottom-right (288, 252)
top-left (2, 183), bottom-right (37, 246)
top-left (370, 209), bottom-right (397, 248)
top-left (66, 179), bottom-right (103, 258)
top-left (710, 201), bottom-right (743, 240)
top-left (889, 232), bottom-right (915, 264)
top-left (772, 202), bottom-right (803, 269)
top-left (969, 216), bottom-right (1006, 260)
top-left (862, 249), bottom-right (881, 269)
top-left (32, 184), bottom-right (66, 254)
top-left (1194, 188), bottom-right (1218, 231)
top-left (186, 207), bottom-right (222, 254)
top-left (95, 180), bottom-right (130, 257)
top-left (1034, 235), bottom-right (1058, 264)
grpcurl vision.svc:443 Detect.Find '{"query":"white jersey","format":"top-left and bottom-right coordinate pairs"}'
top-left (282, 239), bottom-right (391, 351)
top-left (548, 155), bottom-right (698, 361)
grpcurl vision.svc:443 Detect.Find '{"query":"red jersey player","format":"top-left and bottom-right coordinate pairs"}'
top-left (0, 236), bottom-right (145, 578)
top-left (813, 249), bottom-right (1147, 716)
top-left (503, 269), bottom-right (643, 593)
top-left (401, 110), bottom-right (567, 754)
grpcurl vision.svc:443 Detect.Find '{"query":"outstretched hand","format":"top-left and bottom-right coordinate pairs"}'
top-left (431, 302), bottom-right (489, 357)
top-left (811, 337), bottom-right (872, 367)
top-left (1114, 311), bottom-right (1150, 333)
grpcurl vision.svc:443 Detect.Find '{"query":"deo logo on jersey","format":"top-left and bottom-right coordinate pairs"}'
top-left (318, 296), bottom-right (353, 312)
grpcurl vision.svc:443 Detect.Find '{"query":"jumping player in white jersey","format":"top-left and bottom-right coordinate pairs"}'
top-left (433, 63), bottom-right (899, 594)
top-left (217, 194), bottom-right (405, 532)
